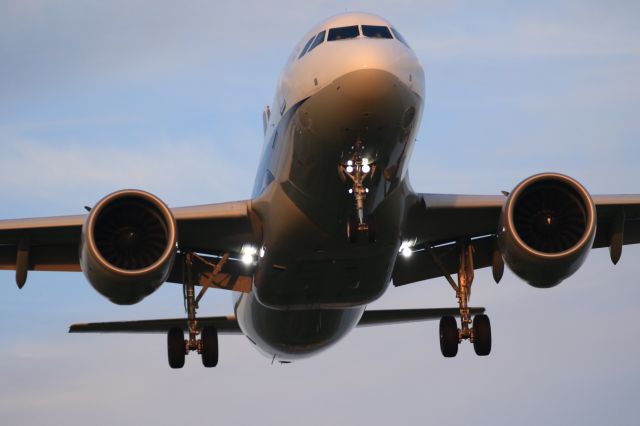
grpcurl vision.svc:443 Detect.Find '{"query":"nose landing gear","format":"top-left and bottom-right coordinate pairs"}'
top-left (340, 143), bottom-right (376, 243)
top-left (431, 239), bottom-right (492, 357)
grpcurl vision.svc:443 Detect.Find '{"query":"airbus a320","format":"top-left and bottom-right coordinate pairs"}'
top-left (1, 13), bottom-right (638, 368)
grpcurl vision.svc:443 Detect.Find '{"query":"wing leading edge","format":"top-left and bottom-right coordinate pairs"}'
top-left (394, 192), bottom-right (640, 287)
top-left (0, 199), bottom-right (261, 287)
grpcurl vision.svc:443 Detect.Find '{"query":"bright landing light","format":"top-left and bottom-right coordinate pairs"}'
top-left (399, 241), bottom-right (414, 258)
top-left (241, 245), bottom-right (258, 265)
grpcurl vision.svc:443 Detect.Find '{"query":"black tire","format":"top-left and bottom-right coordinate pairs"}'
top-left (201, 326), bottom-right (219, 368)
top-left (439, 315), bottom-right (459, 358)
top-left (473, 314), bottom-right (492, 356)
top-left (167, 328), bottom-right (185, 369)
top-left (347, 215), bottom-right (359, 243)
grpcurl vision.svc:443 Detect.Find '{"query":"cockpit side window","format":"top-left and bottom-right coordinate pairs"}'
top-left (298, 36), bottom-right (316, 59)
top-left (307, 30), bottom-right (326, 53)
top-left (391, 27), bottom-right (410, 48)
top-left (327, 25), bottom-right (360, 41)
top-left (362, 25), bottom-right (393, 39)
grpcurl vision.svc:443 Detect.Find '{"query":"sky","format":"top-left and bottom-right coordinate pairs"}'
top-left (1, 0), bottom-right (640, 424)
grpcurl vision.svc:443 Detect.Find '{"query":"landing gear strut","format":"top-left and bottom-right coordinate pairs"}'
top-left (340, 140), bottom-right (376, 243)
top-left (431, 239), bottom-right (492, 357)
top-left (167, 252), bottom-right (220, 369)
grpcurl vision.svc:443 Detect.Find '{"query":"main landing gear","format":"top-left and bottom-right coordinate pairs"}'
top-left (431, 239), bottom-right (492, 357)
top-left (167, 252), bottom-right (224, 369)
top-left (340, 140), bottom-right (376, 243)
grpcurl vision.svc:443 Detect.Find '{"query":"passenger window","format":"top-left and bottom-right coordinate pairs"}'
top-left (307, 31), bottom-right (326, 53)
top-left (327, 25), bottom-right (360, 41)
top-left (362, 25), bottom-right (393, 39)
top-left (391, 28), bottom-right (410, 47)
top-left (298, 36), bottom-right (316, 59)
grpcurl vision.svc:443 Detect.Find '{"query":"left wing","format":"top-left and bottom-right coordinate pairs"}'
top-left (0, 200), bottom-right (261, 286)
top-left (394, 192), bottom-right (640, 286)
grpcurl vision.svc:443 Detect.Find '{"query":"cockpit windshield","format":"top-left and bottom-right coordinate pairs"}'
top-left (391, 28), bottom-right (410, 47)
top-left (361, 25), bottom-right (392, 39)
top-left (327, 25), bottom-right (360, 41)
top-left (298, 23), bottom-right (409, 61)
top-left (307, 30), bottom-right (326, 53)
top-left (298, 36), bottom-right (316, 59)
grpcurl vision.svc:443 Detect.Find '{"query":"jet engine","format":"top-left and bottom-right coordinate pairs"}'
top-left (80, 190), bottom-right (177, 304)
top-left (498, 173), bottom-right (596, 288)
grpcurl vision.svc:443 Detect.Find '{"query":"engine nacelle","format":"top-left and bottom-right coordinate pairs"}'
top-left (498, 173), bottom-right (596, 288)
top-left (80, 190), bottom-right (177, 305)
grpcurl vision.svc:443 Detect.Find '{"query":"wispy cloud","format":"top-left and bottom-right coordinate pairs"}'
top-left (0, 136), bottom-right (254, 212)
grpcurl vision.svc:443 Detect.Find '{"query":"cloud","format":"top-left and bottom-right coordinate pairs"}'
top-left (0, 135), bottom-right (254, 212)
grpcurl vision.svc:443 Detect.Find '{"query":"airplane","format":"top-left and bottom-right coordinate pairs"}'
top-left (1, 12), bottom-right (639, 369)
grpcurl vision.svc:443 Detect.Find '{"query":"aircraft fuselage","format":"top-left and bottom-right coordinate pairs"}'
top-left (234, 13), bottom-right (425, 361)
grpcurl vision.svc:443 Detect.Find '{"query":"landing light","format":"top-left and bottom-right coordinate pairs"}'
top-left (346, 166), bottom-right (354, 173)
top-left (362, 158), bottom-right (369, 166)
top-left (399, 241), bottom-right (415, 258)
top-left (241, 245), bottom-right (257, 265)
top-left (347, 160), bottom-right (353, 166)
top-left (362, 164), bottom-right (371, 174)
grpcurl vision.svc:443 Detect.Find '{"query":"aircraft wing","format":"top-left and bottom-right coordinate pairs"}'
top-left (0, 200), bottom-right (261, 285)
top-left (393, 193), bottom-right (640, 286)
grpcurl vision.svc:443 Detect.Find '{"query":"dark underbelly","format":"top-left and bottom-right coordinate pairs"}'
top-left (235, 290), bottom-right (365, 361)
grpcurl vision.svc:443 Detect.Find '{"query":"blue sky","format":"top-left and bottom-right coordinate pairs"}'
top-left (1, 1), bottom-right (639, 425)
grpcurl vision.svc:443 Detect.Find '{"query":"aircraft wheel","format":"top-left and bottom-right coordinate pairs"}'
top-left (439, 315), bottom-right (459, 358)
top-left (201, 326), bottom-right (219, 368)
top-left (473, 314), bottom-right (492, 356)
top-left (167, 327), bottom-right (185, 369)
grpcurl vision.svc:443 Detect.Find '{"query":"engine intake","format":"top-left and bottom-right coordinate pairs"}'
top-left (80, 190), bottom-right (177, 304)
top-left (498, 173), bottom-right (596, 288)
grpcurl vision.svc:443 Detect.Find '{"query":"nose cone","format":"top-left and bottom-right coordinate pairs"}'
top-left (319, 39), bottom-right (425, 100)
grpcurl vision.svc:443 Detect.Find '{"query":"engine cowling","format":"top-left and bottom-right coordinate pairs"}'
top-left (498, 173), bottom-right (596, 288)
top-left (80, 190), bottom-right (177, 305)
